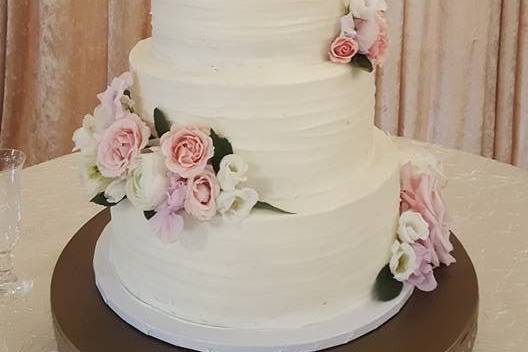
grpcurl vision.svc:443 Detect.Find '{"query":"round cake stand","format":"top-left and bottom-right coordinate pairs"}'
top-left (51, 210), bottom-right (479, 352)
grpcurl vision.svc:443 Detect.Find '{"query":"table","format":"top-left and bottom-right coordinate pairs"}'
top-left (0, 139), bottom-right (527, 352)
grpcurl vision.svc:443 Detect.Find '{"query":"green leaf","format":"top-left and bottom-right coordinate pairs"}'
top-left (351, 54), bottom-right (374, 73)
top-left (144, 210), bottom-right (157, 220)
top-left (254, 201), bottom-right (295, 215)
top-left (210, 129), bottom-right (234, 174)
top-left (373, 264), bottom-right (404, 302)
top-left (90, 193), bottom-right (118, 207)
top-left (154, 108), bottom-right (171, 137)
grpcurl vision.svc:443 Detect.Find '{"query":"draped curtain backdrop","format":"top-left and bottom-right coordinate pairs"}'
top-left (0, 0), bottom-right (527, 168)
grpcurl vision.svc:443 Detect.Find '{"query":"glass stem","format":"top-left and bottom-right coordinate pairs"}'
top-left (0, 252), bottom-right (14, 281)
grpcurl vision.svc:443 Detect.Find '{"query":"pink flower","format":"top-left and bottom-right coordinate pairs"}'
top-left (166, 173), bottom-right (188, 210)
top-left (407, 242), bottom-right (438, 292)
top-left (184, 166), bottom-right (220, 221)
top-left (400, 162), bottom-right (456, 267)
top-left (150, 208), bottom-right (184, 244)
top-left (96, 114), bottom-right (150, 178)
top-left (149, 173), bottom-right (188, 244)
top-left (354, 17), bottom-right (380, 54)
top-left (160, 126), bottom-right (215, 178)
top-left (97, 72), bottom-right (134, 120)
top-left (329, 36), bottom-right (359, 64)
top-left (366, 15), bottom-right (389, 66)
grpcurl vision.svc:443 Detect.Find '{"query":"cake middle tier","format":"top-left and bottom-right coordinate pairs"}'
top-left (131, 39), bottom-right (377, 213)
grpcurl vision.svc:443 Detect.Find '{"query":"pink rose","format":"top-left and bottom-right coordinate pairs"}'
top-left (329, 36), bottom-right (359, 64)
top-left (407, 242), bottom-right (438, 292)
top-left (366, 15), bottom-right (389, 66)
top-left (149, 173), bottom-right (187, 244)
top-left (160, 126), bottom-right (215, 178)
top-left (96, 114), bottom-right (150, 178)
top-left (97, 72), bottom-right (134, 120)
top-left (184, 166), bottom-right (219, 221)
top-left (400, 163), bottom-right (456, 267)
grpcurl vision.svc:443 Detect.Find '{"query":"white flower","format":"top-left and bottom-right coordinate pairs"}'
top-left (340, 13), bottom-right (357, 38)
top-left (80, 157), bottom-right (112, 199)
top-left (217, 188), bottom-right (259, 223)
top-left (73, 115), bottom-right (98, 156)
top-left (398, 211), bottom-right (430, 244)
top-left (349, 0), bottom-right (387, 19)
top-left (217, 154), bottom-right (249, 191)
top-left (390, 240), bottom-right (417, 282)
top-left (104, 178), bottom-right (127, 204)
top-left (126, 152), bottom-right (169, 211)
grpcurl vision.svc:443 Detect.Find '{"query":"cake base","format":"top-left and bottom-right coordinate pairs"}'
top-left (51, 210), bottom-right (479, 352)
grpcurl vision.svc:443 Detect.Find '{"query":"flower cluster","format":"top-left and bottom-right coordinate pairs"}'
top-left (73, 72), bottom-right (260, 244)
top-left (389, 162), bottom-right (456, 292)
top-left (329, 0), bottom-right (388, 70)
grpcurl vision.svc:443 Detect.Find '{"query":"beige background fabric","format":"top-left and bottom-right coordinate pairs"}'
top-left (0, 0), bottom-right (527, 167)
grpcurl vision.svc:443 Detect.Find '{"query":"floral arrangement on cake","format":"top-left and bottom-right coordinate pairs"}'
top-left (73, 72), bottom-right (285, 243)
top-left (375, 161), bottom-right (456, 300)
top-left (329, 0), bottom-right (388, 72)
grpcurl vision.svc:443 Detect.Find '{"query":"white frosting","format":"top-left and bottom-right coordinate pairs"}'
top-left (109, 139), bottom-right (401, 328)
top-left (106, 0), bottom-right (405, 331)
top-left (151, 0), bottom-right (346, 70)
top-left (130, 39), bottom-right (377, 213)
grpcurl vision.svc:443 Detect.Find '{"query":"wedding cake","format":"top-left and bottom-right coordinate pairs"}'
top-left (73, 0), bottom-right (455, 349)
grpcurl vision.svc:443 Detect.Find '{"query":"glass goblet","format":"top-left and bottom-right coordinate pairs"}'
top-left (0, 149), bottom-right (32, 295)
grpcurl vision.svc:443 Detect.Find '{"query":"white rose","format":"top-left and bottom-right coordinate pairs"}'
top-left (398, 211), bottom-right (429, 244)
top-left (104, 178), bottom-right (127, 204)
top-left (80, 156), bottom-right (112, 199)
top-left (217, 188), bottom-right (259, 223)
top-left (126, 152), bottom-right (169, 211)
top-left (217, 154), bottom-right (249, 191)
top-left (349, 0), bottom-right (387, 19)
top-left (390, 240), bottom-right (417, 282)
top-left (400, 148), bottom-right (448, 188)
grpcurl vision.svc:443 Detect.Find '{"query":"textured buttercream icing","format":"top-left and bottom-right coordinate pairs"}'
top-left (108, 0), bottom-right (403, 330)
top-left (151, 0), bottom-right (346, 70)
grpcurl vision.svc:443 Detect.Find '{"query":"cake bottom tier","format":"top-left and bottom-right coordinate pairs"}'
top-left (109, 139), bottom-right (401, 329)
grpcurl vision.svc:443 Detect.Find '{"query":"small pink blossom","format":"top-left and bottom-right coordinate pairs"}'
top-left (97, 72), bottom-right (134, 120)
top-left (406, 242), bottom-right (438, 292)
top-left (354, 17), bottom-right (380, 54)
top-left (149, 174), bottom-right (187, 243)
top-left (96, 114), bottom-right (150, 178)
top-left (184, 166), bottom-right (220, 221)
top-left (366, 15), bottom-right (389, 66)
top-left (160, 126), bottom-right (215, 178)
top-left (329, 36), bottom-right (359, 64)
top-left (400, 162), bottom-right (456, 268)
top-left (150, 208), bottom-right (184, 244)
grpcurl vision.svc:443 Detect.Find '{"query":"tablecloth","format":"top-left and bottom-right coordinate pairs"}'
top-left (0, 139), bottom-right (527, 352)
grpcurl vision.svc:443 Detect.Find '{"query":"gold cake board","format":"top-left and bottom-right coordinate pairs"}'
top-left (51, 210), bottom-right (478, 352)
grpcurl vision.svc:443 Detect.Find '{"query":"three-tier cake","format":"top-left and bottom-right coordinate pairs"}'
top-left (73, 0), bottom-right (456, 350)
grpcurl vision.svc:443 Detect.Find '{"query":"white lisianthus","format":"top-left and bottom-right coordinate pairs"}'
top-left (80, 157), bottom-right (113, 199)
top-left (401, 148), bottom-right (448, 188)
top-left (126, 152), bottom-right (169, 211)
top-left (104, 177), bottom-right (127, 204)
top-left (389, 240), bottom-right (417, 282)
top-left (349, 0), bottom-right (387, 19)
top-left (398, 211), bottom-right (430, 244)
top-left (217, 188), bottom-right (259, 223)
top-left (73, 115), bottom-right (98, 156)
top-left (217, 154), bottom-right (249, 191)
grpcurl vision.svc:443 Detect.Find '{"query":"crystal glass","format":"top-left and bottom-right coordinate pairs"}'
top-left (0, 149), bottom-right (32, 295)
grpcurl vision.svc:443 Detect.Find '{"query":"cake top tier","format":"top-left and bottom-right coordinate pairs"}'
top-left (151, 0), bottom-right (346, 70)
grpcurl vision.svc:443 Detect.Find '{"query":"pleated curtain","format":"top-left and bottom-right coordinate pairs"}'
top-left (0, 0), bottom-right (527, 168)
